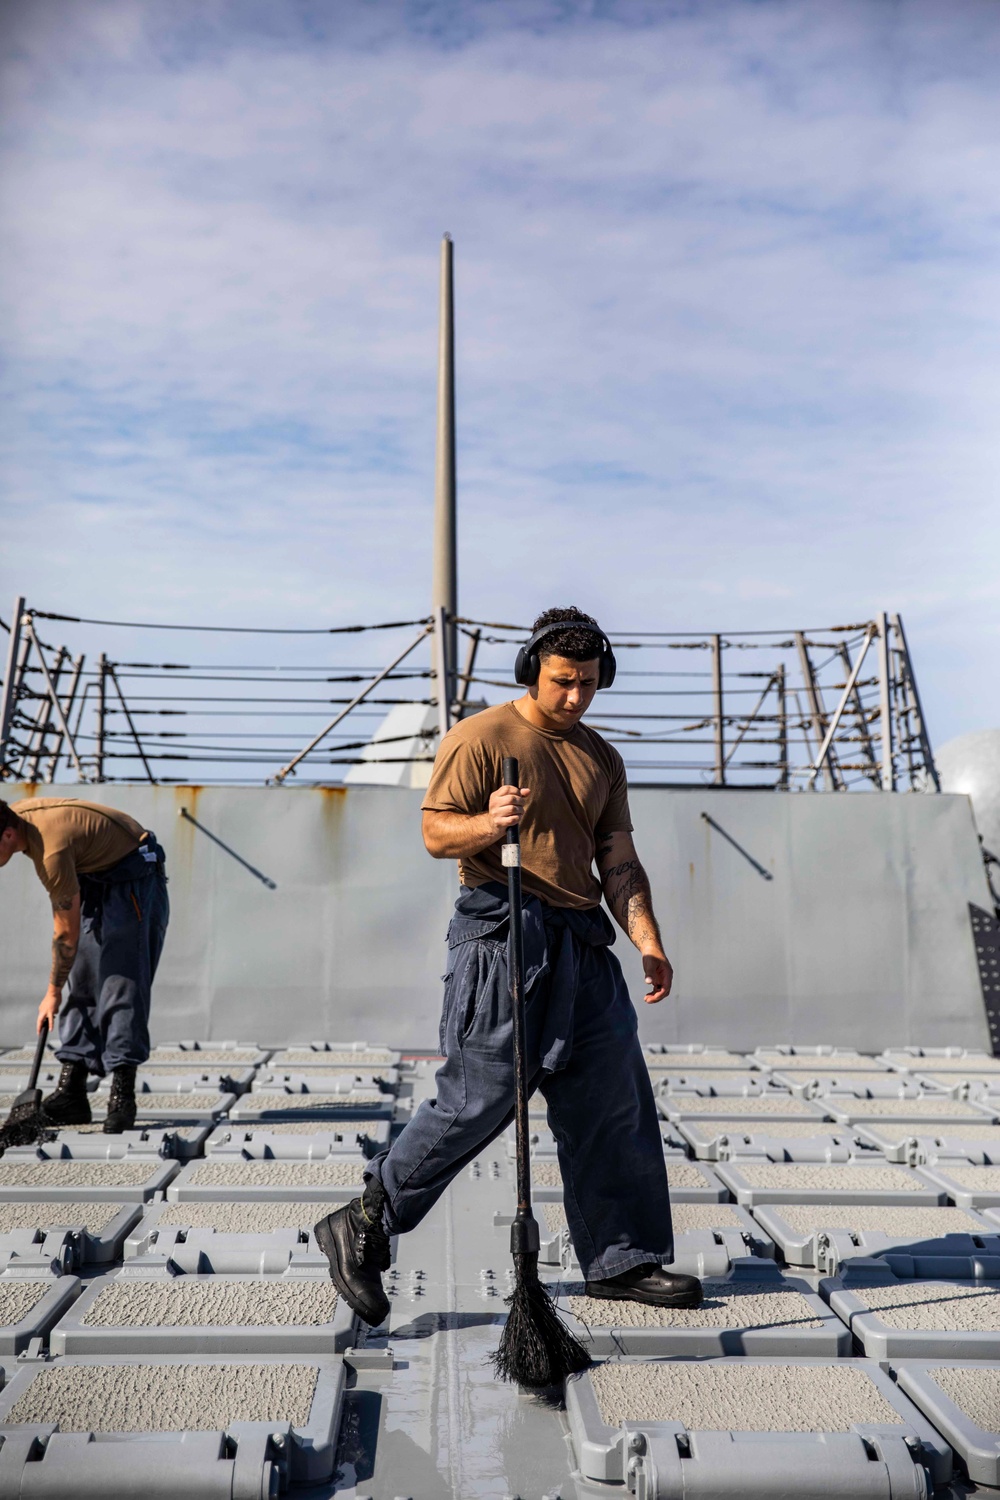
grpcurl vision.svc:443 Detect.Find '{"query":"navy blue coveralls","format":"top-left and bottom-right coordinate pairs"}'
top-left (367, 881), bottom-right (674, 1282)
top-left (57, 834), bottom-right (169, 1075)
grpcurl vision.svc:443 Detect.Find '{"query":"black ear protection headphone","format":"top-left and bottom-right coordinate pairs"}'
top-left (514, 621), bottom-right (617, 690)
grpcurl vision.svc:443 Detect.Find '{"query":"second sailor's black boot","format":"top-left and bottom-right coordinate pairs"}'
top-left (314, 1178), bottom-right (392, 1326)
top-left (103, 1064), bottom-right (137, 1134)
top-left (41, 1061), bottom-right (92, 1126)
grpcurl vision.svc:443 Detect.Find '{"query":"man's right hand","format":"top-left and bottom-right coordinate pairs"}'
top-left (37, 987), bottom-right (61, 1035)
top-left (422, 785), bottom-right (531, 860)
top-left (487, 784), bottom-right (530, 840)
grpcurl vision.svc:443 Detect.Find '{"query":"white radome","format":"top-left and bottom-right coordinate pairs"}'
top-left (936, 728), bottom-right (1000, 852)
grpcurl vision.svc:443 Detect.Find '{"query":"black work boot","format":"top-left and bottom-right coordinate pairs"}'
top-left (41, 1061), bottom-right (92, 1126)
top-left (314, 1179), bottom-right (392, 1326)
top-left (103, 1064), bottom-right (137, 1134)
top-left (585, 1263), bottom-right (703, 1309)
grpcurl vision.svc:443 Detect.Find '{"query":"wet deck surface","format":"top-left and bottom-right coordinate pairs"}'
top-left (1, 1042), bottom-right (998, 1497)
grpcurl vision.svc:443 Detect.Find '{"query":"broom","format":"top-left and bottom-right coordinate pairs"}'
top-left (491, 756), bottom-right (591, 1388)
top-left (0, 1019), bottom-right (52, 1152)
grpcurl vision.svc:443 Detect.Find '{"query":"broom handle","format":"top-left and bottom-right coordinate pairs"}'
top-left (502, 756), bottom-right (534, 1222)
top-left (27, 1020), bottom-right (49, 1091)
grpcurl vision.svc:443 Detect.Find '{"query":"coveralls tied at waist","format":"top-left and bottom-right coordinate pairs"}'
top-left (445, 880), bottom-right (618, 1075)
top-left (77, 832), bottom-right (167, 930)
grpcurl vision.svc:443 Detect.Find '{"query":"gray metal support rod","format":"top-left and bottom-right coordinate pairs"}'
top-left (793, 689), bottom-right (817, 775)
top-left (431, 233), bottom-right (457, 708)
top-left (835, 640), bottom-right (880, 784)
top-left (894, 642), bottom-right (920, 788)
top-left (711, 634), bottom-right (725, 785)
top-left (433, 606), bottom-right (452, 746)
top-left (795, 630), bottom-right (839, 790)
top-left (68, 680), bottom-right (93, 774)
top-left (109, 665), bottom-right (156, 784)
top-left (891, 613), bottom-right (940, 792)
top-left (5, 626), bottom-right (35, 779)
top-left (0, 596), bottom-right (26, 777)
top-left (23, 622), bottom-right (84, 778)
top-left (95, 653), bottom-right (108, 783)
top-left (807, 625), bottom-right (875, 788)
top-left (271, 626), bottom-right (432, 784)
top-left (877, 611), bottom-right (895, 791)
top-left (775, 663), bottom-right (789, 789)
top-left (722, 673), bottom-right (775, 772)
top-left (24, 646), bottom-right (66, 781)
top-left (45, 653), bottom-right (85, 783)
top-left (455, 627), bottom-right (481, 716)
top-left (179, 807), bottom-right (276, 889)
top-left (700, 811), bottom-right (773, 880)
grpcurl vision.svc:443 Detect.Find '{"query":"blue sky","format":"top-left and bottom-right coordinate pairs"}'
top-left (1, 0), bottom-right (998, 754)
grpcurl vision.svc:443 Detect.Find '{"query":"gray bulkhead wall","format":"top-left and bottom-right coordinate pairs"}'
top-left (0, 783), bottom-right (991, 1052)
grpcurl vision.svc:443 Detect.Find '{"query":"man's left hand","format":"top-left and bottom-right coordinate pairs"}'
top-left (642, 953), bottom-right (673, 1004)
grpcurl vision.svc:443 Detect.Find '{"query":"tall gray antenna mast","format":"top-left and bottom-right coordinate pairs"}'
top-left (432, 234), bottom-right (457, 727)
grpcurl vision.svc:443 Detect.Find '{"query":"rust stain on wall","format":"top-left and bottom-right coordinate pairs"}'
top-left (317, 785), bottom-right (347, 829)
top-left (315, 785), bottom-right (348, 880)
top-left (175, 784), bottom-right (203, 816)
top-left (170, 785), bottom-right (200, 895)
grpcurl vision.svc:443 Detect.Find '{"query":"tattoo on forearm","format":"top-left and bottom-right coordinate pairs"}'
top-left (605, 859), bottom-right (642, 907)
top-left (603, 858), bottom-right (662, 950)
top-left (49, 934), bottom-right (78, 990)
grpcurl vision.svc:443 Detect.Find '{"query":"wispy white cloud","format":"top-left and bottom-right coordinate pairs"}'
top-left (0, 0), bottom-right (998, 747)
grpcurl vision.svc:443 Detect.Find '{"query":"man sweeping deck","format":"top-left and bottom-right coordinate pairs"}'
top-left (316, 607), bottom-right (701, 1324)
top-left (0, 797), bottom-right (169, 1132)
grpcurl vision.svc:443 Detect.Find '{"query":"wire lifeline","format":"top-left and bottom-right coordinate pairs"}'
top-left (88, 729), bottom-right (437, 746)
top-left (456, 615), bottom-right (874, 638)
top-left (92, 753), bottom-right (439, 766)
top-left (103, 671), bottom-right (432, 683)
top-left (94, 662), bottom-right (431, 673)
top-left (92, 696), bottom-right (435, 705)
top-left (29, 612), bottom-right (433, 634)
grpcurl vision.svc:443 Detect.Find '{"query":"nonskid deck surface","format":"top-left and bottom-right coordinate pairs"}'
top-left (0, 1042), bottom-right (996, 1498)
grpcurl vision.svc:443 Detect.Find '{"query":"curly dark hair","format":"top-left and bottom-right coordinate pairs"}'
top-left (530, 606), bottom-right (605, 662)
top-left (0, 800), bottom-right (24, 838)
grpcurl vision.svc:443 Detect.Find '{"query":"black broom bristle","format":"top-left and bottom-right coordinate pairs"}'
top-left (491, 1252), bottom-right (591, 1388)
top-left (0, 1107), bottom-right (54, 1155)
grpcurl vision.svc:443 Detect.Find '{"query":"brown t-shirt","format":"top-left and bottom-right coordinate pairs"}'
top-left (12, 798), bottom-right (146, 909)
top-left (421, 701), bottom-right (632, 909)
